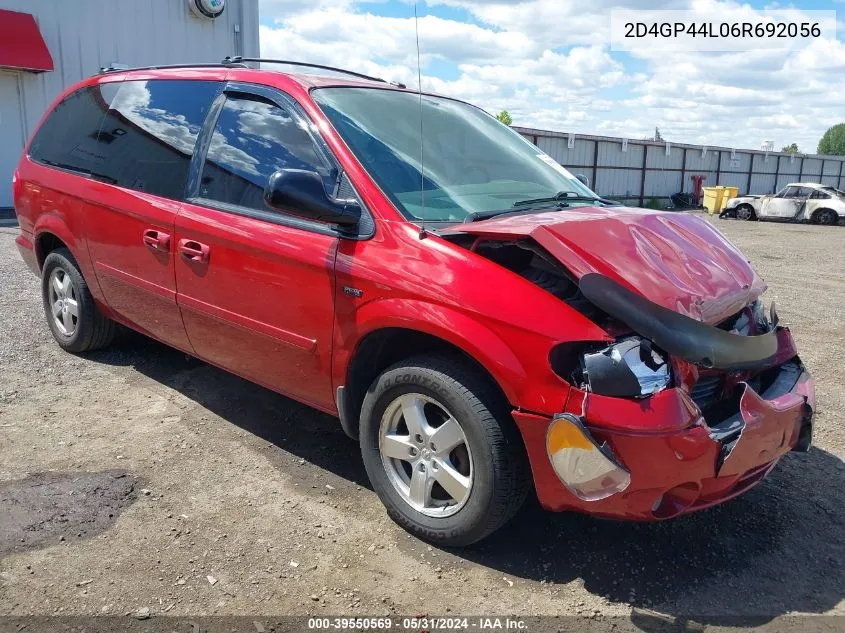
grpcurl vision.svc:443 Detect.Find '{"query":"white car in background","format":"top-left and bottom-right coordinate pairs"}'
top-left (721, 182), bottom-right (845, 225)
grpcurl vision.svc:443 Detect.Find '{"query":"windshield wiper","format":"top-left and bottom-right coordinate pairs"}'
top-left (513, 192), bottom-right (604, 207)
top-left (512, 191), bottom-right (574, 207)
top-left (463, 193), bottom-right (609, 223)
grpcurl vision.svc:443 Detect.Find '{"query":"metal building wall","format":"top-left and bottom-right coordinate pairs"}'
top-left (0, 0), bottom-right (259, 208)
top-left (516, 126), bottom-right (845, 206)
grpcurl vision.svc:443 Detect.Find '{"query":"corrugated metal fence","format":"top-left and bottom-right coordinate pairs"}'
top-left (515, 126), bottom-right (845, 205)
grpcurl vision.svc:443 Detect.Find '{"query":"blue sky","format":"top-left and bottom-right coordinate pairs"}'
top-left (259, 0), bottom-right (845, 153)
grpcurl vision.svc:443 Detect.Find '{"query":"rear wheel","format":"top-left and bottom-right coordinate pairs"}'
top-left (359, 355), bottom-right (529, 546)
top-left (735, 204), bottom-right (756, 221)
top-left (41, 248), bottom-right (116, 353)
top-left (814, 208), bottom-right (838, 226)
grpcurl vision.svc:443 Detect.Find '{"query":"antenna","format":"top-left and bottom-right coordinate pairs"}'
top-left (414, 1), bottom-right (427, 239)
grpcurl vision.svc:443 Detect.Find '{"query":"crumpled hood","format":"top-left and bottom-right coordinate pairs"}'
top-left (443, 206), bottom-right (766, 324)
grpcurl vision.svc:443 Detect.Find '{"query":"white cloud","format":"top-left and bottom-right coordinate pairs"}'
top-left (259, 0), bottom-right (845, 152)
top-left (427, 0), bottom-right (686, 48)
top-left (111, 81), bottom-right (200, 155)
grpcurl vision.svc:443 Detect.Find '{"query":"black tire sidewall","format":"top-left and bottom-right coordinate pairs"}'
top-left (360, 364), bottom-right (500, 545)
top-left (41, 250), bottom-right (93, 353)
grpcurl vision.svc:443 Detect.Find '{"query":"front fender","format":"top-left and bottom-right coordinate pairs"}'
top-left (333, 297), bottom-right (572, 415)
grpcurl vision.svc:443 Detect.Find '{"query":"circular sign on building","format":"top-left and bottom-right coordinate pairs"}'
top-left (188, 0), bottom-right (225, 19)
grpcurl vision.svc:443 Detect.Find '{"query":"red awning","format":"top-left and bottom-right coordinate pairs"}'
top-left (0, 10), bottom-right (53, 73)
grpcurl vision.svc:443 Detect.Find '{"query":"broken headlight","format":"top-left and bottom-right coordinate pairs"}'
top-left (581, 337), bottom-right (670, 398)
top-left (728, 299), bottom-right (773, 335)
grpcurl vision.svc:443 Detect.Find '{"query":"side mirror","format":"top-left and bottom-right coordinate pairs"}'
top-left (575, 173), bottom-right (591, 188)
top-left (264, 168), bottom-right (360, 228)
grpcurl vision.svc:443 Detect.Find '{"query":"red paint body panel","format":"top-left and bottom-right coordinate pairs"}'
top-left (86, 187), bottom-right (193, 352)
top-left (331, 219), bottom-right (609, 415)
top-left (174, 202), bottom-right (338, 410)
top-left (14, 168), bottom-right (113, 314)
top-left (12, 66), bottom-right (817, 524)
top-left (0, 10), bottom-right (53, 73)
top-left (445, 206), bottom-right (766, 324)
top-left (15, 231), bottom-right (38, 275)
top-left (718, 372), bottom-right (813, 477)
top-left (517, 366), bottom-right (814, 519)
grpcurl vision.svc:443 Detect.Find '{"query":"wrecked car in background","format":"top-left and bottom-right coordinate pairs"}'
top-left (721, 182), bottom-right (845, 225)
top-left (14, 62), bottom-right (816, 546)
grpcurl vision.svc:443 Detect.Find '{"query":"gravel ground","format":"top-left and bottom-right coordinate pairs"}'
top-left (0, 217), bottom-right (843, 622)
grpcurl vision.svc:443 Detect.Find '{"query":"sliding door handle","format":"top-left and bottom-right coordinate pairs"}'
top-left (142, 229), bottom-right (171, 252)
top-left (178, 239), bottom-right (210, 263)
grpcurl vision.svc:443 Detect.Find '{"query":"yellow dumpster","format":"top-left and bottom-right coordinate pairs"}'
top-left (702, 186), bottom-right (727, 214)
top-left (722, 186), bottom-right (739, 207)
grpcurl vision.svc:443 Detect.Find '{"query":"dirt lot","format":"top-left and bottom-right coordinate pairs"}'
top-left (1, 216), bottom-right (843, 622)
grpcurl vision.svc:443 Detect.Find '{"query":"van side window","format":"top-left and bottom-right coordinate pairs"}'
top-left (94, 80), bottom-right (220, 199)
top-left (28, 84), bottom-right (117, 176)
top-left (198, 94), bottom-right (328, 212)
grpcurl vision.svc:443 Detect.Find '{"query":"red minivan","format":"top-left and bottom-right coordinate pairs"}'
top-left (13, 59), bottom-right (815, 546)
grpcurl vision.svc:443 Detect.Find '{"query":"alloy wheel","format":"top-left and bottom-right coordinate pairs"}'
top-left (48, 267), bottom-right (79, 336)
top-left (378, 393), bottom-right (473, 518)
top-left (736, 206), bottom-right (752, 221)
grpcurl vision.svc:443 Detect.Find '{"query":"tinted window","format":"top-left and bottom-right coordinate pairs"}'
top-left (810, 189), bottom-right (830, 199)
top-left (93, 80), bottom-right (220, 199)
top-left (198, 94), bottom-right (327, 211)
top-left (29, 84), bottom-right (117, 175)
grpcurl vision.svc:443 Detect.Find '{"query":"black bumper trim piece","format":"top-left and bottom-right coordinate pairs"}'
top-left (579, 273), bottom-right (780, 371)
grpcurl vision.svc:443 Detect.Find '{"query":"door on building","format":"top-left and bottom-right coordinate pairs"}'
top-left (0, 72), bottom-right (25, 209)
top-left (174, 83), bottom-right (340, 411)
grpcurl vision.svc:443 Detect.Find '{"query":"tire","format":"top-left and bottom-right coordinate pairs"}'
top-left (735, 204), bottom-right (756, 221)
top-left (41, 248), bottom-right (116, 353)
top-left (813, 209), bottom-right (838, 226)
top-left (359, 355), bottom-right (530, 547)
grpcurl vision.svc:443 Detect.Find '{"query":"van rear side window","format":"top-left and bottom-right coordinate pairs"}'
top-left (29, 79), bottom-right (220, 201)
top-left (95, 80), bottom-right (220, 199)
top-left (29, 84), bottom-right (118, 176)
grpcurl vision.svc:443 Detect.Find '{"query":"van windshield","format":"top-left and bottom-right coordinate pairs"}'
top-left (311, 87), bottom-right (598, 223)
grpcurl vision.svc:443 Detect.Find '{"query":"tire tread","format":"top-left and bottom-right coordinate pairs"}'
top-left (361, 354), bottom-right (530, 546)
top-left (42, 248), bottom-right (116, 353)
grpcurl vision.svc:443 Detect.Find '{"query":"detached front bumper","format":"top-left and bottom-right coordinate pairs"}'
top-left (514, 360), bottom-right (814, 520)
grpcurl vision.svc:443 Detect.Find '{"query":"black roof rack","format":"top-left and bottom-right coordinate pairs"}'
top-left (98, 61), bottom-right (247, 75)
top-left (222, 56), bottom-right (407, 89)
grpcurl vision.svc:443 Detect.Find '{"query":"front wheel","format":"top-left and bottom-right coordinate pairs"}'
top-left (735, 204), bottom-right (756, 221)
top-left (359, 355), bottom-right (529, 546)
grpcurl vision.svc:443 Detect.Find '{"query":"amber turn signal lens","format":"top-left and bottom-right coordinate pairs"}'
top-left (546, 413), bottom-right (630, 501)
